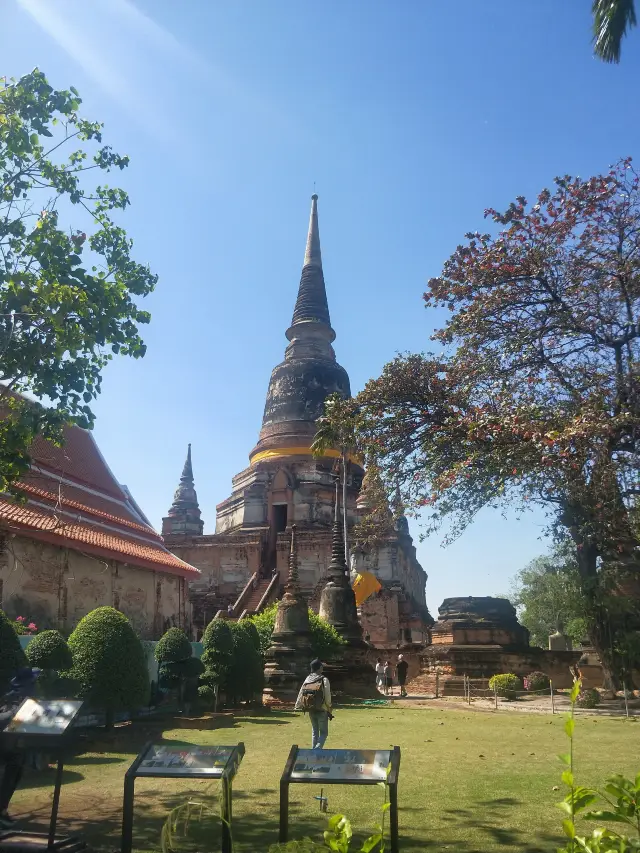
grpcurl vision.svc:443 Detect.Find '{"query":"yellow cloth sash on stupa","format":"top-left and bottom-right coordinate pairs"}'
top-left (352, 571), bottom-right (382, 606)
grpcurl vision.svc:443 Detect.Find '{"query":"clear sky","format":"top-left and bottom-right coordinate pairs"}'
top-left (2, 1), bottom-right (639, 616)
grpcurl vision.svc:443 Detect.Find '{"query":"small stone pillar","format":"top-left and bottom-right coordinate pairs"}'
top-left (263, 525), bottom-right (313, 702)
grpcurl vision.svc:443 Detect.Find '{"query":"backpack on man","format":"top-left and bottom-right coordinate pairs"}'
top-left (299, 678), bottom-right (325, 713)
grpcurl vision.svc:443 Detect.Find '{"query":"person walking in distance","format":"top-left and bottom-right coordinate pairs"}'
top-left (295, 659), bottom-right (333, 749)
top-left (383, 660), bottom-right (393, 696)
top-left (396, 654), bottom-right (409, 698)
top-left (375, 658), bottom-right (384, 692)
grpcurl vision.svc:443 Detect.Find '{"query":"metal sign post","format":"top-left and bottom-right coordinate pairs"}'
top-left (279, 746), bottom-right (401, 853)
top-left (0, 699), bottom-right (85, 853)
top-left (121, 742), bottom-right (245, 853)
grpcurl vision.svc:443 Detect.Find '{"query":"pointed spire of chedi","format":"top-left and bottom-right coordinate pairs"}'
top-left (162, 444), bottom-right (204, 537)
top-left (289, 194), bottom-right (331, 331)
top-left (251, 195), bottom-right (351, 463)
top-left (319, 477), bottom-right (364, 645)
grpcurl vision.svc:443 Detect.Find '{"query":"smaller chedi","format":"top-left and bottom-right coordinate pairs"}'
top-left (415, 596), bottom-right (579, 695)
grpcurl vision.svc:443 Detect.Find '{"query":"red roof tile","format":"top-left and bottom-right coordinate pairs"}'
top-left (0, 394), bottom-right (199, 579)
top-left (0, 498), bottom-right (199, 578)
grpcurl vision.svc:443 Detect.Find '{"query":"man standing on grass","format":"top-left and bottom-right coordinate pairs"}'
top-left (396, 655), bottom-right (409, 698)
top-left (295, 659), bottom-right (332, 749)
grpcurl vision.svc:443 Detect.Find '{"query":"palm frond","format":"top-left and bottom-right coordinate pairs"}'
top-left (592, 0), bottom-right (637, 63)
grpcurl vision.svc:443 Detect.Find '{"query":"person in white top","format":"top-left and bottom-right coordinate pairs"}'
top-left (375, 658), bottom-right (384, 692)
top-left (295, 659), bottom-right (332, 749)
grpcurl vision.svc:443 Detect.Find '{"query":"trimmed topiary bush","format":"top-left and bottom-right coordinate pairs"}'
top-left (577, 687), bottom-right (601, 709)
top-left (26, 629), bottom-right (72, 671)
top-left (67, 607), bottom-right (149, 726)
top-left (489, 673), bottom-right (523, 701)
top-left (226, 620), bottom-right (263, 706)
top-left (523, 671), bottom-right (550, 693)
top-left (0, 609), bottom-right (27, 691)
top-left (155, 627), bottom-right (203, 709)
top-left (26, 629), bottom-right (74, 699)
top-left (200, 619), bottom-right (234, 706)
top-left (155, 627), bottom-right (192, 665)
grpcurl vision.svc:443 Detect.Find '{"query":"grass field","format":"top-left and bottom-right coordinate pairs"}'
top-left (12, 702), bottom-right (639, 853)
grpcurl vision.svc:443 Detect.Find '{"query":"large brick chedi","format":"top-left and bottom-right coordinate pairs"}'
top-left (163, 196), bottom-right (429, 644)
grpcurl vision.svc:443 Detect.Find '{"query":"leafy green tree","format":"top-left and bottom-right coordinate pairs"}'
top-left (312, 393), bottom-right (357, 562)
top-left (0, 609), bottom-right (27, 692)
top-left (0, 69), bottom-right (156, 492)
top-left (329, 160), bottom-right (640, 689)
top-left (592, 0), bottom-right (637, 63)
top-left (67, 607), bottom-right (149, 727)
top-left (250, 602), bottom-right (345, 660)
top-left (509, 544), bottom-right (587, 648)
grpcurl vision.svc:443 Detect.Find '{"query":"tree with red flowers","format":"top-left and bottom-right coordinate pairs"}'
top-left (329, 159), bottom-right (640, 689)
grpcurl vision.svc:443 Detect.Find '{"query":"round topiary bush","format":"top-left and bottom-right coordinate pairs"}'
top-left (155, 627), bottom-right (192, 665)
top-left (26, 629), bottom-right (72, 671)
top-left (67, 607), bottom-right (149, 726)
top-left (489, 673), bottom-right (523, 701)
top-left (577, 688), bottom-right (601, 709)
top-left (523, 671), bottom-right (550, 693)
top-left (0, 608), bottom-right (27, 691)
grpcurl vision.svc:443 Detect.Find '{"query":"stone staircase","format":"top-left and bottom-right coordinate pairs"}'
top-left (242, 577), bottom-right (275, 615)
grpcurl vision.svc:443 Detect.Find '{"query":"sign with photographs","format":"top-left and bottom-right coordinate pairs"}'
top-left (136, 744), bottom-right (236, 777)
top-left (4, 698), bottom-right (83, 735)
top-left (290, 749), bottom-right (391, 782)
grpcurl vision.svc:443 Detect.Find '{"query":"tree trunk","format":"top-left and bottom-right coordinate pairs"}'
top-left (105, 706), bottom-right (115, 730)
top-left (342, 451), bottom-right (349, 568)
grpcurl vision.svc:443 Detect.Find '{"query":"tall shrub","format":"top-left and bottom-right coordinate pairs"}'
top-left (0, 609), bottom-right (27, 692)
top-left (67, 607), bottom-right (149, 726)
top-left (199, 619), bottom-right (234, 705)
top-left (226, 620), bottom-right (263, 706)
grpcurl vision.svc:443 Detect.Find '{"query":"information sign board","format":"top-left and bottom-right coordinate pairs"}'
top-left (4, 699), bottom-right (83, 736)
top-left (122, 742), bottom-right (244, 853)
top-left (137, 744), bottom-right (235, 777)
top-left (291, 749), bottom-right (391, 782)
top-left (280, 745), bottom-right (401, 853)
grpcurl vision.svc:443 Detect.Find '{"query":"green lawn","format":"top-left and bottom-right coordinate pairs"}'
top-left (12, 703), bottom-right (639, 853)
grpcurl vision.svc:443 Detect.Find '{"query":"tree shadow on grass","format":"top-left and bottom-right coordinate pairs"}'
top-left (436, 795), bottom-right (561, 853)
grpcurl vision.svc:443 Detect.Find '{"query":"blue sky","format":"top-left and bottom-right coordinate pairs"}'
top-left (3, 1), bottom-right (639, 615)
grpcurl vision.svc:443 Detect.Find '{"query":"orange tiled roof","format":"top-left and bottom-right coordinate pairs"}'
top-left (0, 398), bottom-right (199, 579)
top-left (0, 497), bottom-right (199, 578)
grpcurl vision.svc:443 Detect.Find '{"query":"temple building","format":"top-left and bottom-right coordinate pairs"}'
top-left (0, 417), bottom-right (199, 638)
top-left (163, 195), bottom-right (430, 645)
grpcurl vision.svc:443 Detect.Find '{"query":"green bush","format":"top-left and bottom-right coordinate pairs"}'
top-left (576, 687), bottom-right (601, 709)
top-left (523, 671), bottom-right (550, 692)
top-left (200, 619), bottom-right (234, 703)
top-left (155, 627), bottom-right (192, 664)
top-left (0, 609), bottom-right (27, 691)
top-left (26, 629), bottom-right (72, 671)
top-left (226, 620), bottom-right (263, 705)
top-left (25, 629), bottom-right (74, 699)
top-left (250, 603), bottom-right (345, 660)
top-left (67, 607), bottom-right (149, 725)
top-left (489, 673), bottom-right (523, 700)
